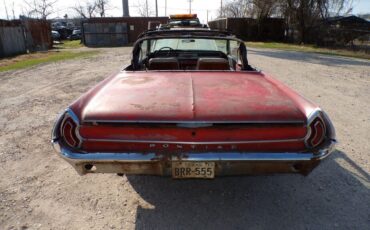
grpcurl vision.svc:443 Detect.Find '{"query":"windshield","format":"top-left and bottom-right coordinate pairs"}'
top-left (149, 38), bottom-right (234, 53)
top-left (131, 36), bottom-right (250, 71)
top-left (169, 19), bottom-right (201, 26)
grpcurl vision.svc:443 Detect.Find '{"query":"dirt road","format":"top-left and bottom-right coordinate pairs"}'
top-left (0, 47), bottom-right (369, 230)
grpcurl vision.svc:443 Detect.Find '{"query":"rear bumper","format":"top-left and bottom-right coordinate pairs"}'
top-left (52, 138), bottom-right (336, 176)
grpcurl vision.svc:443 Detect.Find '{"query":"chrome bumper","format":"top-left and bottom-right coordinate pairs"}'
top-left (52, 138), bottom-right (336, 176)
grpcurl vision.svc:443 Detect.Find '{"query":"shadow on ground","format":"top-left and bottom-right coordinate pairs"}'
top-left (248, 48), bottom-right (369, 67)
top-left (127, 150), bottom-right (369, 229)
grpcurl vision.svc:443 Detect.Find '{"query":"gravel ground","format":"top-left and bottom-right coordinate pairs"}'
top-left (0, 47), bottom-right (369, 230)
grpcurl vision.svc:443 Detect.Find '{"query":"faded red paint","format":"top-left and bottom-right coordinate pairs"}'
top-left (65, 70), bottom-right (321, 154)
top-left (79, 124), bottom-right (306, 141)
top-left (79, 123), bottom-right (307, 152)
top-left (70, 71), bottom-right (316, 123)
top-left (81, 141), bottom-right (306, 153)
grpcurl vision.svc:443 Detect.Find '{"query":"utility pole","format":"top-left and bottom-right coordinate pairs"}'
top-left (207, 10), bottom-right (209, 23)
top-left (220, 0), bottom-right (223, 17)
top-left (122, 0), bottom-right (129, 17)
top-left (189, 0), bottom-right (192, 14)
top-left (155, 0), bottom-right (158, 17)
top-left (146, 0), bottom-right (148, 16)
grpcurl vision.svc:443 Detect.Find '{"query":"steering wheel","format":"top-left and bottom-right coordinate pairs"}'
top-left (157, 46), bottom-right (175, 56)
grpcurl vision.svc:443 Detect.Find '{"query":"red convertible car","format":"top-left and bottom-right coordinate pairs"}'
top-left (52, 22), bottom-right (336, 178)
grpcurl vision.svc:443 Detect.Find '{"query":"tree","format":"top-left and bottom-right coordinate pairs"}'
top-left (11, 1), bottom-right (16, 19)
top-left (134, 0), bottom-right (155, 17)
top-left (281, 0), bottom-right (353, 43)
top-left (217, 0), bottom-right (354, 43)
top-left (3, 0), bottom-right (9, 20)
top-left (72, 0), bottom-right (112, 18)
top-left (24, 0), bottom-right (58, 19)
top-left (219, 0), bottom-right (279, 19)
top-left (317, 0), bottom-right (353, 18)
top-left (219, 0), bottom-right (252, 18)
top-left (251, 0), bottom-right (280, 19)
top-left (95, 0), bottom-right (109, 17)
top-left (218, 0), bottom-right (281, 41)
top-left (72, 1), bottom-right (97, 18)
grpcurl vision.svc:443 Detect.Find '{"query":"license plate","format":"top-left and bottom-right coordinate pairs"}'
top-left (172, 162), bottom-right (215, 179)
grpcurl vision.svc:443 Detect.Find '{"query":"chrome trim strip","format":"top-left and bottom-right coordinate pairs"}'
top-left (66, 108), bottom-right (80, 125)
top-left (177, 123), bottom-right (213, 128)
top-left (61, 149), bottom-right (158, 162)
top-left (51, 110), bottom-right (66, 141)
top-left (83, 137), bottom-right (305, 145)
top-left (172, 153), bottom-right (314, 161)
top-left (53, 139), bottom-right (336, 163)
top-left (321, 110), bottom-right (336, 140)
top-left (307, 109), bottom-right (322, 125)
top-left (83, 119), bottom-right (305, 124)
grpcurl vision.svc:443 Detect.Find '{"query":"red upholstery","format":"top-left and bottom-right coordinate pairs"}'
top-left (148, 58), bottom-right (180, 70)
top-left (196, 58), bottom-right (230, 70)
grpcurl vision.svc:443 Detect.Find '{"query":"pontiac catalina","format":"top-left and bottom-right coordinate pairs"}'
top-left (52, 17), bottom-right (336, 179)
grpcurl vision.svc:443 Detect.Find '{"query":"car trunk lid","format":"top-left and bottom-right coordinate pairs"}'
top-left (77, 71), bottom-right (307, 123)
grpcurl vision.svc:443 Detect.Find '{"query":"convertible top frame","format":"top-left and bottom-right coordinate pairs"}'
top-left (130, 29), bottom-right (253, 71)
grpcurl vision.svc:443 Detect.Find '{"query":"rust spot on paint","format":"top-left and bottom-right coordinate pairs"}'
top-left (130, 103), bottom-right (157, 111)
top-left (121, 76), bottom-right (154, 85)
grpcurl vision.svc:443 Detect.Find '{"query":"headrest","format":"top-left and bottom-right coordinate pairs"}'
top-left (196, 58), bottom-right (230, 70)
top-left (148, 58), bottom-right (180, 70)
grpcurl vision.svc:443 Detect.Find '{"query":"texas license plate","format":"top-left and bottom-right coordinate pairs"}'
top-left (172, 162), bottom-right (215, 179)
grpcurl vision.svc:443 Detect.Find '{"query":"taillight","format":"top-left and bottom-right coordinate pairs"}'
top-left (60, 116), bottom-right (81, 148)
top-left (306, 116), bottom-right (326, 148)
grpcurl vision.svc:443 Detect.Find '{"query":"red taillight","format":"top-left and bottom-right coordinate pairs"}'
top-left (306, 117), bottom-right (326, 148)
top-left (61, 116), bottom-right (80, 148)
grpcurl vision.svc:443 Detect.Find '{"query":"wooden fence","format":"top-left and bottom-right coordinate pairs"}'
top-left (0, 18), bottom-right (52, 58)
top-left (82, 17), bottom-right (168, 47)
top-left (208, 18), bottom-right (285, 42)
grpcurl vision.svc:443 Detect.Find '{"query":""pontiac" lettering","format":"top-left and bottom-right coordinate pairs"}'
top-left (148, 143), bottom-right (238, 150)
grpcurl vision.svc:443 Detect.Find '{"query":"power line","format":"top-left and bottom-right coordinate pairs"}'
top-left (157, 6), bottom-right (214, 12)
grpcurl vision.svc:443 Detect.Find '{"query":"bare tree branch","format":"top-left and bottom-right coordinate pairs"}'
top-left (11, 1), bottom-right (16, 19)
top-left (3, 0), bottom-right (10, 20)
top-left (95, 0), bottom-right (109, 17)
top-left (23, 0), bottom-right (58, 19)
top-left (71, 1), bottom-right (97, 18)
top-left (219, 0), bottom-right (280, 19)
top-left (134, 0), bottom-right (155, 17)
top-left (218, 0), bottom-right (354, 43)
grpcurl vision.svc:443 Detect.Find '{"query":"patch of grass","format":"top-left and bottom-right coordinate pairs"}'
top-left (246, 42), bottom-right (370, 60)
top-left (0, 50), bottom-right (98, 72)
top-left (55, 40), bottom-right (84, 49)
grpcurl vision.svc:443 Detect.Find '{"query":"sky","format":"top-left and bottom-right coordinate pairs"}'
top-left (1, 0), bottom-right (369, 23)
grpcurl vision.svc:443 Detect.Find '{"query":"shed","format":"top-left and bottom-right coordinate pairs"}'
top-left (82, 17), bottom-right (168, 47)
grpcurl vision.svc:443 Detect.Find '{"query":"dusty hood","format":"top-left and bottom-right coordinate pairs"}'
top-left (71, 71), bottom-right (315, 123)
